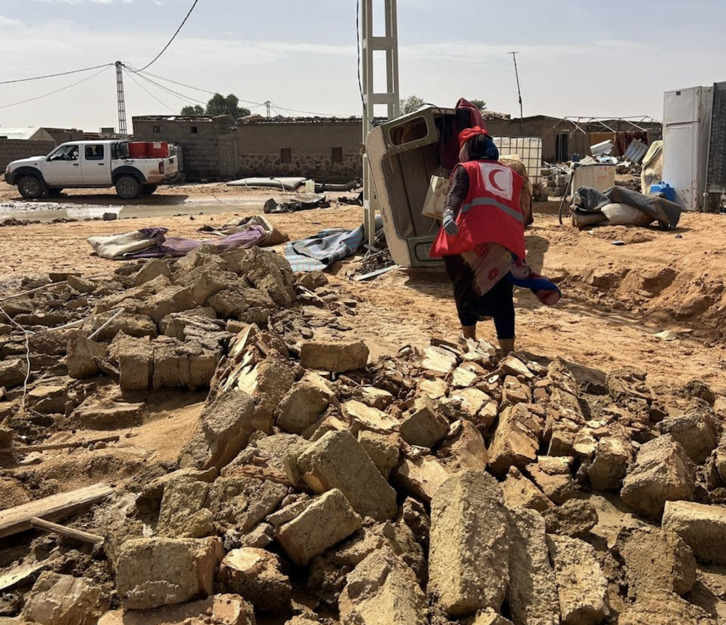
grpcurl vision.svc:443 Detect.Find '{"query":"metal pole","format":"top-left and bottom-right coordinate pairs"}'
top-left (115, 61), bottom-right (128, 136)
top-left (509, 51), bottom-right (523, 133)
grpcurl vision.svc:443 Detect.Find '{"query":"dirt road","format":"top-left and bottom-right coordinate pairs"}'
top-left (1, 183), bottom-right (723, 394)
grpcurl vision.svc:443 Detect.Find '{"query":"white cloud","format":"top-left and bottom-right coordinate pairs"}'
top-left (0, 15), bottom-right (23, 27)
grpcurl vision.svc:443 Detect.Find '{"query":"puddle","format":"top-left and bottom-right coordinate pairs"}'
top-left (0, 197), bottom-right (265, 223)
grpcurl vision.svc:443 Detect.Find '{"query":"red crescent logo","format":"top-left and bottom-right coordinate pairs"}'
top-left (488, 168), bottom-right (505, 192)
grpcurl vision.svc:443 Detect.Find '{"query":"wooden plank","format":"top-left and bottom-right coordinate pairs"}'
top-left (0, 562), bottom-right (45, 592)
top-left (0, 483), bottom-right (113, 540)
top-left (0, 435), bottom-right (119, 455)
top-left (30, 517), bottom-right (104, 545)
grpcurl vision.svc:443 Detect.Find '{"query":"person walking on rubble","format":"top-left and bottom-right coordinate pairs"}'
top-left (430, 126), bottom-right (560, 357)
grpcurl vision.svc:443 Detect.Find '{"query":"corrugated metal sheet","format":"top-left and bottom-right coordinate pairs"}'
top-left (624, 139), bottom-right (648, 164)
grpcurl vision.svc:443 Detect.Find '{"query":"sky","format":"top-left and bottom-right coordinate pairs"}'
top-left (0, 0), bottom-right (725, 133)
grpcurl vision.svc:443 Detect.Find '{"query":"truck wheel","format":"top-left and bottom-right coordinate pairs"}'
top-left (115, 175), bottom-right (141, 199)
top-left (141, 184), bottom-right (158, 195)
top-left (17, 175), bottom-right (45, 199)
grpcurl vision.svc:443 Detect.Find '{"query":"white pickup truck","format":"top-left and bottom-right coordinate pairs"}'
top-left (4, 140), bottom-right (179, 200)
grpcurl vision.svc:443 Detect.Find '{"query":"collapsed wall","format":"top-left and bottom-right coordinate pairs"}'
top-left (0, 245), bottom-right (725, 625)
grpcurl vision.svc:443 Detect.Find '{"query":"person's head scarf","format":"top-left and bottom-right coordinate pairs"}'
top-left (458, 126), bottom-right (499, 162)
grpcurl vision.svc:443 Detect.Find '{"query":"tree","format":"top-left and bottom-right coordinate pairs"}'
top-left (180, 94), bottom-right (251, 119)
top-left (181, 104), bottom-right (204, 116)
top-left (399, 95), bottom-right (424, 115)
top-left (469, 99), bottom-right (486, 111)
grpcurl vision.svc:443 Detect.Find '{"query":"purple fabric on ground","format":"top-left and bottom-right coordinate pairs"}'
top-left (124, 225), bottom-right (268, 258)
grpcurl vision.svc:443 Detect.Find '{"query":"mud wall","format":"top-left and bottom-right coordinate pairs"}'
top-left (0, 140), bottom-right (56, 170)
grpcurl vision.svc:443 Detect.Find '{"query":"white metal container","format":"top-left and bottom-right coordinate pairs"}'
top-left (662, 86), bottom-right (714, 211)
top-left (571, 164), bottom-right (615, 193)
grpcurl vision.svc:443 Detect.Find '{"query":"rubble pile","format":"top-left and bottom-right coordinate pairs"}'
top-left (1, 246), bottom-right (726, 625)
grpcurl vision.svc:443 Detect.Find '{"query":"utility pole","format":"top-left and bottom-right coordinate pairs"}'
top-left (508, 51), bottom-right (524, 132)
top-left (115, 61), bottom-right (128, 136)
top-left (361, 0), bottom-right (400, 247)
top-left (265, 100), bottom-right (271, 119)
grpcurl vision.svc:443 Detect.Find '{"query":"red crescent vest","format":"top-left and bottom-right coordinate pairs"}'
top-left (430, 160), bottom-right (526, 260)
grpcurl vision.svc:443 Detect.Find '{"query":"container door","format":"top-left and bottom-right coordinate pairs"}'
top-left (41, 144), bottom-right (83, 186)
top-left (81, 144), bottom-right (109, 184)
top-left (664, 87), bottom-right (701, 124)
top-left (663, 123), bottom-right (699, 210)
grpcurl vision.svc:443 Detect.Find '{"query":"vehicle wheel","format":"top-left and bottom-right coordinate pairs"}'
top-left (115, 175), bottom-right (141, 199)
top-left (17, 175), bottom-right (45, 199)
top-left (47, 187), bottom-right (64, 197)
top-left (141, 184), bottom-right (158, 195)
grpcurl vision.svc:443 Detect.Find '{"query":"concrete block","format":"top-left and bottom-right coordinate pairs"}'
top-left (662, 500), bottom-right (726, 564)
top-left (297, 430), bottom-right (397, 521)
top-left (117, 336), bottom-right (153, 391)
top-left (621, 436), bottom-right (695, 521)
top-left (157, 476), bottom-right (213, 538)
top-left (300, 339), bottom-right (369, 372)
top-left (429, 471), bottom-right (510, 616)
top-left (587, 437), bottom-right (634, 491)
top-left (23, 572), bottom-right (109, 625)
top-left (547, 535), bottom-right (609, 625)
top-left (400, 396), bottom-right (449, 448)
top-left (115, 537), bottom-right (224, 610)
top-left (507, 509), bottom-right (559, 625)
top-left (67, 337), bottom-right (107, 379)
top-left (488, 403), bottom-right (544, 475)
top-left (277, 489), bottom-right (362, 565)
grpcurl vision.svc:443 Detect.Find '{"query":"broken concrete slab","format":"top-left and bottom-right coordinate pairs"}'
top-left (296, 429), bottom-right (397, 521)
top-left (132, 258), bottom-right (172, 287)
top-left (275, 376), bottom-right (331, 434)
top-left (0, 358), bottom-right (27, 390)
top-left (358, 431), bottom-right (400, 479)
top-left (439, 420), bottom-right (489, 472)
top-left (616, 590), bottom-right (715, 625)
top-left (429, 470), bottom-right (510, 616)
top-left (218, 547), bottom-right (292, 613)
top-left (343, 400), bottom-right (399, 434)
top-left (488, 403), bottom-right (544, 475)
top-left (300, 339), bottom-right (369, 372)
top-left (662, 500), bottom-right (726, 564)
top-left (472, 609), bottom-right (515, 625)
top-left (207, 476), bottom-right (288, 533)
top-left (547, 535), bottom-right (609, 625)
top-left (339, 548), bottom-right (427, 625)
top-left (618, 527), bottom-right (696, 597)
top-left (392, 455), bottom-right (451, 503)
top-left (422, 345), bottom-right (458, 375)
top-left (71, 401), bottom-right (147, 430)
top-left (359, 386), bottom-right (394, 410)
top-left (22, 572), bottom-right (109, 625)
top-left (543, 499), bottom-right (598, 538)
top-left (507, 508), bottom-right (559, 625)
top-left (157, 477), bottom-right (213, 539)
top-left (656, 408), bottom-right (718, 464)
top-left (527, 456), bottom-right (577, 505)
top-left (67, 338), bottom-right (107, 379)
top-left (621, 435), bottom-right (695, 521)
top-left (277, 489), bottom-right (362, 565)
top-left (97, 594), bottom-right (255, 625)
top-left (587, 437), bottom-right (634, 491)
top-left (115, 335), bottom-right (153, 392)
top-left (400, 396), bottom-right (449, 448)
top-left (115, 537), bottom-right (223, 610)
top-left (501, 466), bottom-right (553, 513)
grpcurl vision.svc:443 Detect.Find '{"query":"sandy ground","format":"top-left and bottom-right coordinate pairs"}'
top-left (0, 181), bottom-right (724, 397)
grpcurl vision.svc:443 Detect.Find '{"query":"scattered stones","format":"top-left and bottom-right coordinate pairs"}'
top-left (300, 339), bottom-right (369, 372)
top-left (501, 466), bottom-right (553, 513)
top-left (275, 375), bottom-right (331, 434)
top-left (587, 437), bottom-right (634, 491)
top-left (621, 435), bottom-right (695, 521)
top-left (547, 535), bottom-right (609, 625)
top-left (429, 471), bottom-right (510, 616)
top-left (0, 358), bottom-right (27, 389)
top-left (115, 537), bottom-right (224, 610)
top-left (488, 403), bottom-right (544, 475)
top-left (277, 489), bottom-right (362, 565)
top-left (656, 407), bottom-right (718, 463)
top-left (662, 500), bottom-right (726, 564)
top-left (157, 476), bottom-right (213, 538)
top-left (357, 430), bottom-right (400, 479)
top-left (67, 337), bottom-right (107, 379)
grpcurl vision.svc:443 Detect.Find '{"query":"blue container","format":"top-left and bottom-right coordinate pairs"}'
top-left (650, 181), bottom-right (676, 202)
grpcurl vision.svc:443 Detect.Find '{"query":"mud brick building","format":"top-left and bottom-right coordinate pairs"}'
top-left (132, 115), bottom-right (239, 181)
top-left (236, 117), bottom-right (362, 183)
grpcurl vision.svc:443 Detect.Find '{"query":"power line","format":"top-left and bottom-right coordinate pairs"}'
top-left (127, 68), bottom-right (209, 106)
top-left (138, 0), bottom-right (201, 71)
top-left (124, 69), bottom-right (176, 114)
top-left (269, 102), bottom-right (333, 117)
top-left (0, 63), bottom-right (114, 86)
top-left (0, 65), bottom-right (112, 110)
